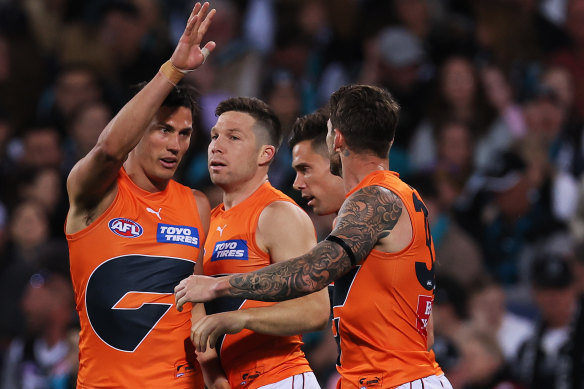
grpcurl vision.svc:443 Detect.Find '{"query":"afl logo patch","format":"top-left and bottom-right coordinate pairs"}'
top-left (109, 218), bottom-right (143, 238)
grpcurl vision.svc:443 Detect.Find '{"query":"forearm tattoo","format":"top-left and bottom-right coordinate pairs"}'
top-left (229, 185), bottom-right (403, 301)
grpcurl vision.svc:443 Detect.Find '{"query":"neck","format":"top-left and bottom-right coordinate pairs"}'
top-left (124, 161), bottom-right (169, 193)
top-left (341, 152), bottom-right (388, 193)
top-left (221, 173), bottom-right (269, 210)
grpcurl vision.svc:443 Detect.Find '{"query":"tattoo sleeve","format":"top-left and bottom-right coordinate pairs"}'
top-left (229, 185), bottom-right (403, 301)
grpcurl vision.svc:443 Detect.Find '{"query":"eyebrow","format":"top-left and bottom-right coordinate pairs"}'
top-left (292, 162), bottom-right (310, 169)
top-left (160, 123), bottom-right (193, 133)
top-left (210, 127), bottom-right (245, 135)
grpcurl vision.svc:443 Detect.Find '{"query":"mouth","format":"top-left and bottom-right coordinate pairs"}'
top-left (302, 195), bottom-right (315, 206)
top-left (160, 157), bottom-right (178, 169)
top-left (209, 160), bottom-right (227, 172)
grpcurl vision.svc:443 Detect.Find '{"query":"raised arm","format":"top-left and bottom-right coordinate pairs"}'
top-left (175, 185), bottom-right (403, 307)
top-left (190, 201), bottom-right (329, 352)
top-left (66, 2), bottom-right (216, 233)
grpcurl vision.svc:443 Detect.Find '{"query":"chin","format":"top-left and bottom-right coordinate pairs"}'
top-left (209, 175), bottom-right (228, 186)
top-left (153, 168), bottom-right (176, 183)
top-left (316, 208), bottom-right (334, 216)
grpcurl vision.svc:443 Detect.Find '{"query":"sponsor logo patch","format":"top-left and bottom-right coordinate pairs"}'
top-left (157, 224), bottom-right (199, 247)
top-left (109, 218), bottom-right (143, 238)
top-left (211, 239), bottom-right (248, 261)
top-left (416, 295), bottom-right (433, 336)
top-left (359, 376), bottom-right (382, 388)
top-left (239, 368), bottom-right (263, 386)
top-left (174, 360), bottom-right (195, 378)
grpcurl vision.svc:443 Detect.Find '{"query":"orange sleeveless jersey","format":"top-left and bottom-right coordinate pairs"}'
top-left (203, 182), bottom-right (313, 389)
top-left (66, 169), bottom-right (205, 388)
top-left (332, 171), bottom-right (443, 388)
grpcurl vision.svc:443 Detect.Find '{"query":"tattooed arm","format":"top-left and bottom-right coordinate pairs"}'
top-left (175, 185), bottom-right (403, 308)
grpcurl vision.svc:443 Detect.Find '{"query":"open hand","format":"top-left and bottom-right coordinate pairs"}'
top-left (171, 2), bottom-right (216, 71)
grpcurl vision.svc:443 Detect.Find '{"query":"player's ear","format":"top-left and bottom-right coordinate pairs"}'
top-left (334, 129), bottom-right (346, 152)
top-left (258, 144), bottom-right (276, 166)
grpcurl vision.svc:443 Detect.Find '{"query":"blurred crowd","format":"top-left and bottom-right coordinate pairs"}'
top-left (0, 0), bottom-right (584, 388)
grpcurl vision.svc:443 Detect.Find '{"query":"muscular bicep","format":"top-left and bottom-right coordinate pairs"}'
top-left (67, 146), bottom-right (123, 209)
top-left (329, 185), bottom-right (403, 265)
top-left (65, 150), bottom-right (122, 234)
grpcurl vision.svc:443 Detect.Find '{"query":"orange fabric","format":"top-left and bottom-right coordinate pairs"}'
top-left (203, 182), bottom-right (312, 389)
top-left (66, 169), bottom-right (205, 388)
top-left (333, 170), bottom-right (442, 388)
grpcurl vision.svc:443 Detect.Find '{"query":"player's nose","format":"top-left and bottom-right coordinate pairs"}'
top-left (293, 174), bottom-right (306, 190)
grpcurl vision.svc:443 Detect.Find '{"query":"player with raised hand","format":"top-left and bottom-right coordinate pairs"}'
top-left (65, 3), bottom-right (217, 387)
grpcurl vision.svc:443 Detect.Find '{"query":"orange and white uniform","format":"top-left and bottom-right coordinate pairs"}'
top-left (332, 171), bottom-right (444, 389)
top-left (66, 169), bottom-right (205, 388)
top-left (203, 182), bottom-right (313, 389)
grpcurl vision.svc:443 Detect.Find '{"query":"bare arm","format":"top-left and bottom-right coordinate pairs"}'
top-left (66, 3), bottom-right (216, 233)
top-left (175, 185), bottom-right (403, 306)
top-left (191, 302), bottom-right (229, 389)
top-left (193, 189), bottom-right (211, 243)
top-left (190, 191), bottom-right (229, 388)
top-left (190, 201), bottom-right (329, 352)
top-left (250, 201), bottom-right (330, 331)
top-left (427, 311), bottom-right (434, 350)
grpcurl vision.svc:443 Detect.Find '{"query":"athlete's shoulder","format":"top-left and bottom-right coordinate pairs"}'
top-left (262, 200), bottom-right (307, 219)
top-left (190, 188), bottom-right (211, 208)
top-left (345, 183), bottom-right (404, 208)
top-left (351, 171), bottom-right (413, 210)
top-left (258, 200), bottom-right (313, 236)
top-left (261, 181), bottom-right (296, 203)
top-left (188, 188), bottom-right (211, 234)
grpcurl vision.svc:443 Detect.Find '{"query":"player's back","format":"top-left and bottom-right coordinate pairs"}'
top-left (203, 182), bottom-right (313, 389)
top-left (332, 170), bottom-right (442, 388)
top-left (67, 169), bottom-right (205, 388)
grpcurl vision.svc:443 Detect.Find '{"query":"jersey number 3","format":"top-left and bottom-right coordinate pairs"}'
top-left (413, 192), bottom-right (434, 291)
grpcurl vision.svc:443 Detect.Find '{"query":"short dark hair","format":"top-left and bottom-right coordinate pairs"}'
top-left (134, 82), bottom-right (200, 124)
top-left (288, 107), bottom-right (329, 155)
top-left (216, 96), bottom-right (282, 150)
top-left (329, 84), bottom-right (400, 158)
top-left (163, 84), bottom-right (199, 118)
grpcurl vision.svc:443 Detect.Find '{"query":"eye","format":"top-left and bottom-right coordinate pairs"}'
top-left (229, 135), bottom-right (240, 141)
top-left (210, 134), bottom-right (218, 140)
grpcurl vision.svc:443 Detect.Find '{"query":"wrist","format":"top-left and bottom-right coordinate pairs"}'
top-left (159, 60), bottom-right (186, 86)
top-left (212, 377), bottom-right (230, 389)
top-left (237, 308), bottom-right (253, 329)
top-left (215, 275), bottom-right (234, 298)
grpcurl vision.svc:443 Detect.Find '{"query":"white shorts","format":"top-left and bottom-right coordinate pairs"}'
top-left (394, 374), bottom-right (453, 389)
top-left (257, 372), bottom-right (321, 389)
